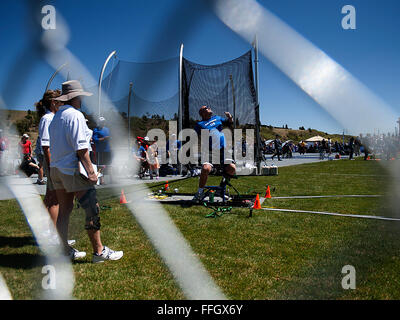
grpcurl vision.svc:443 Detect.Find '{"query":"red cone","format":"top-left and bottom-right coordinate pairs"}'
top-left (120, 189), bottom-right (127, 204)
top-left (265, 186), bottom-right (271, 199)
top-left (253, 194), bottom-right (261, 209)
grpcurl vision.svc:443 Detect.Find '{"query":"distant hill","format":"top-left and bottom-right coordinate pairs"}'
top-left (0, 109), bottom-right (40, 150)
top-left (259, 125), bottom-right (352, 143)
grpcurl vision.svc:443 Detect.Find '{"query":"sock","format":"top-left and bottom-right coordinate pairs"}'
top-left (197, 188), bottom-right (204, 194)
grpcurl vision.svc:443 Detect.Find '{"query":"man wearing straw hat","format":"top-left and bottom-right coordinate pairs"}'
top-left (49, 80), bottom-right (123, 263)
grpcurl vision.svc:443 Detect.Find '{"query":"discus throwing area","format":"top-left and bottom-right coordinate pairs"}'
top-left (1, 158), bottom-right (400, 299)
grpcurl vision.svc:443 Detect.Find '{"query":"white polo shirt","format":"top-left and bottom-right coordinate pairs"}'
top-left (49, 105), bottom-right (91, 175)
top-left (38, 110), bottom-right (55, 152)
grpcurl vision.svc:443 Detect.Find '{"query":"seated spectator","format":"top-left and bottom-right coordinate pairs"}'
top-left (19, 154), bottom-right (39, 177)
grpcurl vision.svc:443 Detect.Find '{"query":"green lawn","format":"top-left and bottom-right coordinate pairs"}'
top-left (1, 158), bottom-right (400, 299)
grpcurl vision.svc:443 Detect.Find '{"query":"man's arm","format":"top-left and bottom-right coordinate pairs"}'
top-left (77, 148), bottom-right (98, 183)
top-left (42, 146), bottom-right (51, 170)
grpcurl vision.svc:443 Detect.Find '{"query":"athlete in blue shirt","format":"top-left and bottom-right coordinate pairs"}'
top-left (192, 105), bottom-right (236, 202)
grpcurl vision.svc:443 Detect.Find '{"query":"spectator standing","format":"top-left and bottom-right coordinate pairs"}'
top-left (49, 80), bottom-right (123, 263)
top-left (271, 135), bottom-right (282, 161)
top-left (133, 139), bottom-right (149, 179)
top-left (93, 117), bottom-right (111, 185)
top-left (348, 137), bottom-right (355, 160)
top-left (35, 90), bottom-right (67, 241)
top-left (19, 134), bottom-right (32, 159)
top-left (0, 129), bottom-right (9, 175)
top-left (319, 139), bottom-right (327, 160)
top-left (147, 138), bottom-right (160, 180)
top-left (327, 138), bottom-right (332, 158)
top-left (34, 136), bottom-right (45, 185)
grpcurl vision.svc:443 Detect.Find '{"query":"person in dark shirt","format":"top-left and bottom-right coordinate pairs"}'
top-left (93, 117), bottom-right (111, 184)
top-left (133, 139), bottom-right (149, 179)
top-left (271, 135), bottom-right (282, 161)
top-left (348, 137), bottom-right (355, 160)
top-left (19, 154), bottom-right (39, 177)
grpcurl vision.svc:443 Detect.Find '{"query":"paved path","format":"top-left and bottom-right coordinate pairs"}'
top-left (0, 153), bottom-right (346, 200)
top-left (262, 152), bottom-right (348, 168)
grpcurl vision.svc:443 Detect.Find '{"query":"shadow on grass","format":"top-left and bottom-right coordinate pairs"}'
top-left (0, 236), bottom-right (36, 248)
top-left (0, 253), bottom-right (45, 269)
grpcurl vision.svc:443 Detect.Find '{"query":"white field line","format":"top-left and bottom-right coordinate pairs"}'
top-left (261, 207), bottom-right (400, 222)
top-left (271, 195), bottom-right (383, 199)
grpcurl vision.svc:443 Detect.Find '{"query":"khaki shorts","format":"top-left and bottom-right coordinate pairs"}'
top-left (50, 167), bottom-right (95, 193)
top-left (43, 159), bottom-right (55, 191)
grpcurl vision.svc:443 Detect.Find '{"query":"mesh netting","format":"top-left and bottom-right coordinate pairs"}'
top-left (84, 56), bottom-right (179, 120)
top-left (83, 50), bottom-right (257, 128)
top-left (182, 50), bottom-right (257, 128)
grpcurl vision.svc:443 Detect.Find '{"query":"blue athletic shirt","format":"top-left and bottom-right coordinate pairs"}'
top-left (93, 126), bottom-right (111, 152)
top-left (195, 115), bottom-right (228, 150)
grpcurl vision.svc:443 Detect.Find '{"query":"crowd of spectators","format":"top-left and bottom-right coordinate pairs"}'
top-left (262, 133), bottom-right (400, 161)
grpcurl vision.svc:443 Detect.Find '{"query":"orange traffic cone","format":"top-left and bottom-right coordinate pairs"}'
top-left (165, 181), bottom-right (169, 191)
top-left (265, 186), bottom-right (271, 199)
top-left (120, 189), bottom-right (128, 204)
top-left (253, 194), bottom-right (261, 209)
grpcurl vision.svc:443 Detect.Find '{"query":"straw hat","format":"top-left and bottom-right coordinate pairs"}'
top-left (54, 80), bottom-right (93, 102)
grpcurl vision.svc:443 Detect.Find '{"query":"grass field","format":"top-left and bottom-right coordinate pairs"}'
top-left (1, 158), bottom-right (400, 300)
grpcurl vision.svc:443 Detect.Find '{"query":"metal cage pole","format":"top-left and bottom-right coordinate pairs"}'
top-left (179, 44), bottom-right (184, 135)
top-left (178, 43), bottom-right (184, 174)
top-left (45, 62), bottom-right (68, 92)
top-left (229, 74), bottom-right (236, 130)
top-left (253, 35), bottom-right (262, 173)
top-left (98, 50), bottom-right (117, 119)
top-left (127, 82), bottom-right (133, 154)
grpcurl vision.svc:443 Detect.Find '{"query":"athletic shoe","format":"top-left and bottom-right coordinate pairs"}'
top-left (36, 179), bottom-right (46, 185)
top-left (69, 247), bottom-right (86, 260)
top-left (92, 246), bottom-right (123, 264)
top-left (67, 239), bottom-right (76, 246)
top-left (192, 191), bottom-right (206, 203)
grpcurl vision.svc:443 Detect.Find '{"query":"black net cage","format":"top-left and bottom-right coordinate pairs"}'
top-left (182, 50), bottom-right (258, 129)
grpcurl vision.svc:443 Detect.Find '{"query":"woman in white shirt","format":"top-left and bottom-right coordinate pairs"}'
top-left (36, 89), bottom-right (62, 226)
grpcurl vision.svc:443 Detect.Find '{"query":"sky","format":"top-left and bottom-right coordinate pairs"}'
top-left (0, 0), bottom-right (399, 135)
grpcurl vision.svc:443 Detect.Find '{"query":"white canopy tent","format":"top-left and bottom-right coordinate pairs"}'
top-left (305, 135), bottom-right (326, 142)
